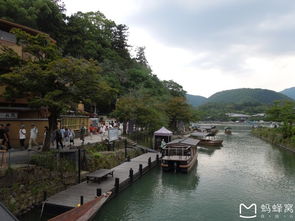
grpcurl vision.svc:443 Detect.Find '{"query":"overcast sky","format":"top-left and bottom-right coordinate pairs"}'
top-left (63, 0), bottom-right (295, 97)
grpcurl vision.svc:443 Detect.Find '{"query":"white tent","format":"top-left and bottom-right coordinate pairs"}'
top-left (154, 127), bottom-right (173, 136)
top-left (153, 127), bottom-right (172, 149)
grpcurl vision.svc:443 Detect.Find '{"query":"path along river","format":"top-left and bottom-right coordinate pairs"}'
top-left (96, 124), bottom-right (295, 221)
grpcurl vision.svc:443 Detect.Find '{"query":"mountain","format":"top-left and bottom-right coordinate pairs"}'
top-left (280, 87), bottom-right (295, 100)
top-left (206, 88), bottom-right (292, 104)
top-left (186, 94), bottom-right (207, 106)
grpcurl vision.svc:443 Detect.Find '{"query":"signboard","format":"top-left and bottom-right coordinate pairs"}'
top-left (108, 128), bottom-right (119, 142)
top-left (0, 112), bottom-right (18, 119)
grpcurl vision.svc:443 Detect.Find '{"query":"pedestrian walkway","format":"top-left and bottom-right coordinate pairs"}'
top-left (50, 133), bottom-right (105, 149)
top-left (45, 152), bottom-right (159, 209)
top-left (2, 134), bottom-right (107, 169)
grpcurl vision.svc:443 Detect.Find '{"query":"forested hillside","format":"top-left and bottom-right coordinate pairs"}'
top-left (207, 88), bottom-right (292, 104)
top-left (280, 87), bottom-right (295, 100)
top-left (185, 94), bottom-right (207, 107)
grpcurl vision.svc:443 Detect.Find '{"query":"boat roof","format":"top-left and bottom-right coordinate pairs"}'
top-left (0, 202), bottom-right (19, 221)
top-left (154, 127), bottom-right (173, 136)
top-left (199, 125), bottom-right (216, 129)
top-left (167, 138), bottom-right (200, 147)
top-left (190, 132), bottom-right (210, 137)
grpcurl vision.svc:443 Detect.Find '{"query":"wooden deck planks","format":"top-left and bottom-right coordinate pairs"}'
top-left (45, 152), bottom-right (159, 209)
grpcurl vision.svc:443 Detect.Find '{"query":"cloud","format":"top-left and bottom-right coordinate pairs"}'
top-left (127, 0), bottom-right (295, 72)
top-left (61, 0), bottom-right (295, 96)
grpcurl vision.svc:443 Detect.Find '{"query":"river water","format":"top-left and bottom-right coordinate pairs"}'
top-left (95, 124), bottom-right (295, 221)
top-left (20, 124), bottom-right (295, 221)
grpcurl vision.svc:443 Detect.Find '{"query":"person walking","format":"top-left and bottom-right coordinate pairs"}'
top-left (43, 126), bottom-right (49, 146)
top-left (4, 124), bottom-right (11, 149)
top-left (0, 124), bottom-right (6, 146)
top-left (29, 124), bottom-right (39, 150)
top-left (55, 127), bottom-right (64, 149)
top-left (19, 125), bottom-right (26, 149)
top-left (60, 127), bottom-right (65, 146)
top-left (80, 125), bottom-right (86, 145)
top-left (64, 128), bottom-right (70, 147)
top-left (69, 128), bottom-right (75, 147)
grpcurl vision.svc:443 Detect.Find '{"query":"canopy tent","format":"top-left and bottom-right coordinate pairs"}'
top-left (153, 127), bottom-right (173, 149)
top-left (154, 127), bottom-right (173, 136)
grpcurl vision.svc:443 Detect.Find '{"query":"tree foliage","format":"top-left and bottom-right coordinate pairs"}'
top-left (267, 101), bottom-right (295, 138)
top-left (0, 0), bottom-right (198, 136)
top-left (0, 30), bottom-right (115, 150)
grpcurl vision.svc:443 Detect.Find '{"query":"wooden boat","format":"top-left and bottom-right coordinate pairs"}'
top-left (224, 127), bottom-right (232, 135)
top-left (190, 131), bottom-right (223, 147)
top-left (48, 192), bottom-right (112, 221)
top-left (161, 138), bottom-right (199, 173)
top-left (199, 139), bottom-right (223, 146)
top-left (194, 125), bottom-right (218, 136)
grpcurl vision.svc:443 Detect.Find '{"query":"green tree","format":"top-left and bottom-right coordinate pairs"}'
top-left (163, 80), bottom-right (186, 97)
top-left (135, 46), bottom-right (149, 68)
top-left (0, 30), bottom-right (108, 150)
top-left (165, 96), bottom-right (192, 131)
top-left (112, 95), bottom-right (168, 134)
top-left (0, 0), bottom-right (67, 46)
top-left (267, 101), bottom-right (295, 138)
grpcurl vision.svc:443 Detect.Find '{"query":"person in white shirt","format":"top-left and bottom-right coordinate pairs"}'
top-left (29, 124), bottom-right (39, 150)
top-left (19, 125), bottom-right (26, 149)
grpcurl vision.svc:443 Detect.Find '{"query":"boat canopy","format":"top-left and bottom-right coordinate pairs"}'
top-left (167, 138), bottom-right (200, 147)
top-left (154, 127), bottom-right (173, 136)
top-left (199, 125), bottom-right (216, 130)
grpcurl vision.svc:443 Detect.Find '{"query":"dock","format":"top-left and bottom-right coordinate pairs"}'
top-left (44, 152), bottom-right (159, 212)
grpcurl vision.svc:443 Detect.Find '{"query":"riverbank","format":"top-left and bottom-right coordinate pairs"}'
top-left (252, 128), bottom-right (295, 153)
top-left (0, 138), bottom-right (142, 217)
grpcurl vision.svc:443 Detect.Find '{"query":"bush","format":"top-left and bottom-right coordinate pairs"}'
top-left (30, 151), bottom-right (75, 172)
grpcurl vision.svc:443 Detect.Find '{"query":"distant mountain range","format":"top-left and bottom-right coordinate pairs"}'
top-left (185, 94), bottom-right (207, 106)
top-left (280, 87), bottom-right (295, 100)
top-left (187, 88), bottom-right (294, 107)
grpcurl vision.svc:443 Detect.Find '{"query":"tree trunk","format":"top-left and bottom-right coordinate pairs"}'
top-left (123, 121), bottom-right (127, 135)
top-left (42, 113), bottom-right (58, 151)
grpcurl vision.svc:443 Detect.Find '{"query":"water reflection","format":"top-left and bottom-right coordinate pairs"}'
top-left (161, 164), bottom-right (200, 191)
top-left (198, 147), bottom-right (217, 156)
top-left (267, 144), bottom-right (295, 176)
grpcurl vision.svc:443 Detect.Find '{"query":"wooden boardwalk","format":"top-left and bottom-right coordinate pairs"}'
top-left (45, 152), bottom-right (159, 209)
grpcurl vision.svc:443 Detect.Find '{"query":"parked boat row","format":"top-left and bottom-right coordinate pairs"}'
top-left (159, 124), bottom-right (235, 173)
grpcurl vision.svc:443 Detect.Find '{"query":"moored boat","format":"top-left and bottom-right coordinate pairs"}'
top-left (190, 132), bottom-right (223, 147)
top-left (199, 139), bottom-right (223, 146)
top-left (48, 192), bottom-right (112, 221)
top-left (161, 138), bottom-right (199, 173)
top-left (194, 125), bottom-right (218, 136)
top-left (224, 127), bottom-right (232, 135)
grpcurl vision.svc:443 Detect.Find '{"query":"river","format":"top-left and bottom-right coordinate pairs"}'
top-left (95, 124), bottom-right (295, 221)
top-left (20, 124), bottom-right (295, 221)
